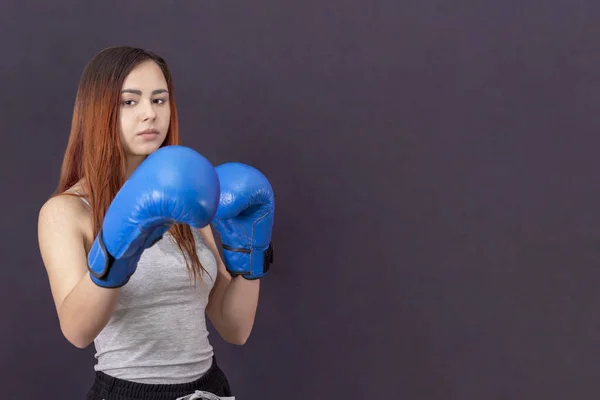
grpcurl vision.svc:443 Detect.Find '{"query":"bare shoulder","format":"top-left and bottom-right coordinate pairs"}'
top-left (38, 194), bottom-right (89, 235)
top-left (38, 194), bottom-right (91, 312)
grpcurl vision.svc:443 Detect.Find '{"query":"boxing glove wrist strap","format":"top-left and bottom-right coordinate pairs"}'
top-left (88, 228), bottom-right (115, 280)
top-left (222, 242), bottom-right (274, 280)
top-left (264, 242), bottom-right (274, 272)
top-left (87, 228), bottom-right (136, 288)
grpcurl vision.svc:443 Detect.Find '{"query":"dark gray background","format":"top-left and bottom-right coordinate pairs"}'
top-left (2, 0), bottom-right (600, 398)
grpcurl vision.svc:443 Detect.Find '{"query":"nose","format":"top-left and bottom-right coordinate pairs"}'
top-left (140, 99), bottom-right (157, 121)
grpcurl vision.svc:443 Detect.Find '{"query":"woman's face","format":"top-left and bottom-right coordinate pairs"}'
top-left (119, 60), bottom-right (171, 158)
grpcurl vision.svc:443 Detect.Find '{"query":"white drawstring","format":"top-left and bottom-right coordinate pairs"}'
top-left (175, 390), bottom-right (235, 400)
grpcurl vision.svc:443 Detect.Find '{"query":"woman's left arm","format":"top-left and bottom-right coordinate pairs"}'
top-left (200, 226), bottom-right (260, 345)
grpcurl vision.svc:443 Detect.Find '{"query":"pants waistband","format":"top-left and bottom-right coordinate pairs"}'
top-left (87, 357), bottom-right (231, 400)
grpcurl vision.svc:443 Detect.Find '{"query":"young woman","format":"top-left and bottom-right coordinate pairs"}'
top-left (37, 46), bottom-right (274, 400)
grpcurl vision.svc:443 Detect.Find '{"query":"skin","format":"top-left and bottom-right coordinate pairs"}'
top-left (118, 60), bottom-right (171, 176)
top-left (37, 60), bottom-right (259, 349)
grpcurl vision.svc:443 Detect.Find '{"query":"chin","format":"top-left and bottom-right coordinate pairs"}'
top-left (134, 141), bottom-right (165, 156)
top-left (128, 148), bottom-right (156, 159)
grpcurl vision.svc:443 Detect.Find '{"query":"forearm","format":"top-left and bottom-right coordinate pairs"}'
top-left (213, 275), bottom-right (260, 344)
top-left (59, 272), bottom-right (120, 348)
top-left (200, 226), bottom-right (261, 344)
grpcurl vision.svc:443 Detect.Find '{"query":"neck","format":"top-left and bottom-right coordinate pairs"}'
top-left (126, 155), bottom-right (146, 179)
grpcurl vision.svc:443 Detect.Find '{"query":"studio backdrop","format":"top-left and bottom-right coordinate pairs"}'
top-left (2, 0), bottom-right (600, 398)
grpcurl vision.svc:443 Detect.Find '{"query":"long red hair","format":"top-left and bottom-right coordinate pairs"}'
top-left (54, 45), bottom-right (207, 283)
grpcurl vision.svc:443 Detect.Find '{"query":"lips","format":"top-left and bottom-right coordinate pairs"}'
top-left (137, 129), bottom-right (159, 136)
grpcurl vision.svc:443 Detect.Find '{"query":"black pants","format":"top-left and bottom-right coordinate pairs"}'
top-left (86, 357), bottom-right (233, 400)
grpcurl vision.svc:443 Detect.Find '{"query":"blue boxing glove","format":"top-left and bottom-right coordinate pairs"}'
top-left (87, 145), bottom-right (220, 288)
top-left (212, 162), bottom-right (275, 280)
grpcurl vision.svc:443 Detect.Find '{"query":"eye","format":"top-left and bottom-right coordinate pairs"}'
top-left (122, 99), bottom-right (136, 106)
top-left (153, 98), bottom-right (167, 105)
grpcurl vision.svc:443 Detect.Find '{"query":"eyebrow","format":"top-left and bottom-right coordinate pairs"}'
top-left (121, 89), bottom-right (169, 95)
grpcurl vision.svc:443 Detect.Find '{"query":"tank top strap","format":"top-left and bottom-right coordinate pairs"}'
top-left (79, 196), bottom-right (90, 207)
top-left (66, 189), bottom-right (90, 208)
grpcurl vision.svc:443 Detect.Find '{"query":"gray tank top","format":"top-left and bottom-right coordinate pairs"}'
top-left (78, 195), bottom-right (217, 384)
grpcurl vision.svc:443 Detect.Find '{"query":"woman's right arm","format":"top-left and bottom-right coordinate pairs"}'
top-left (37, 195), bottom-right (120, 349)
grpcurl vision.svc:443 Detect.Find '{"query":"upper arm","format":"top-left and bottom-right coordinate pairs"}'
top-left (198, 226), bottom-right (232, 315)
top-left (198, 226), bottom-right (224, 265)
top-left (37, 195), bottom-right (90, 314)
